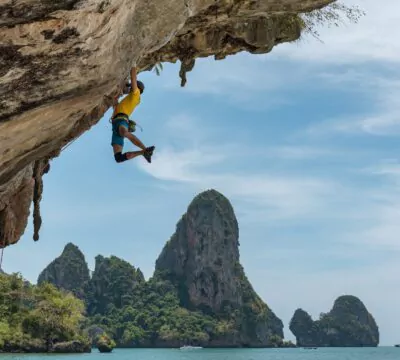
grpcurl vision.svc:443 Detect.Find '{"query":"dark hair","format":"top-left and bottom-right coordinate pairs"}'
top-left (125, 81), bottom-right (144, 94)
top-left (137, 80), bottom-right (145, 94)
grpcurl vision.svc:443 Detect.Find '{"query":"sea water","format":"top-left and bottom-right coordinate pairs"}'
top-left (0, 347), bottom-right (398, 360)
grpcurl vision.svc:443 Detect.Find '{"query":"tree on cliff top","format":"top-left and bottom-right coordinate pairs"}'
top-left (300, 2), bottom-right (365, 41)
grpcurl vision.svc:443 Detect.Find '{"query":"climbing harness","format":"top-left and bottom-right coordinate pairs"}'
top-left (129, 119), bottom-right (143, 132)
top-left (111, 113), bottom-right (143, 133)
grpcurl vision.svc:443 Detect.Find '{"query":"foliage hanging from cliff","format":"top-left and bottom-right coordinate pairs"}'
top-left (300, 2), bottom-right (366, 41)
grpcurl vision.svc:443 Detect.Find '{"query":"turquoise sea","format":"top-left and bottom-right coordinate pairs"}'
top-left (0, 347), bottom-right (398, 360)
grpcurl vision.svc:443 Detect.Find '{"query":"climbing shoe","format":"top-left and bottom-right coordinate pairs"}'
top-left (143, 146), bottom-right (155, 163)
top-left (146, 146), bottom-right (155, 155)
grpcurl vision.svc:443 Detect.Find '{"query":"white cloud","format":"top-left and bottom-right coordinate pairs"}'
top-left (138, 113), bottom-right (342, 222)
top-left (138, 109), bottom-right (400, 261)
top-left (306, 112), bottom-right (400, 137)
top-left (159, 54), bottom-right (311, 112)
top-left (263, 145), bottom-right (338, 159)
top-left (341, 160), bottom-right (400, 252)
top-left (141, 146), bottom-right (227, 182)
top-left (140, 120), bottom-right (346, 228)
top-left (304, 69), bottom-right (400, 137)
top-left (359, 159), bottom-right (400, 179)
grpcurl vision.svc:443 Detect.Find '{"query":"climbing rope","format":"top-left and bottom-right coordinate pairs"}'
top-left (61, 137), bottom-right (79, 152)
top-left (133, 121), bottom-right (143, 132)
top-left (0, 246), bottom-right (4, 271)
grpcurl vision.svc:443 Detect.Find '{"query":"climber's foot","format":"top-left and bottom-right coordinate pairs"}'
top-left (146, 146), bottom-right (155, 155)
top-left (143, 146), bottom-right (155, 163)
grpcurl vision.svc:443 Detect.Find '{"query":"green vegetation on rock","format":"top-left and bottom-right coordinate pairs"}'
top-left (34, 190), bottom-right (286, 348)
top-left (289, 295), bottom-right (379, 347)
top-left (86, 255), bottom-right (145, 315)
top-left (96, 334), bottom-right (116, 353)
top-left (87, 276), bottom-right (217, 347)
top-left (0, 272), bottom-right (90, 353)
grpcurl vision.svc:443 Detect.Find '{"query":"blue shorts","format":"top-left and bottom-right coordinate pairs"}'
top-left (111, 119), bottom-right (128, 146)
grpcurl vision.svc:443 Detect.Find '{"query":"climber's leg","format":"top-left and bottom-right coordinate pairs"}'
top-left (113, 148), bottom-right (145, 163)
top-left (119, 125), bottom-right (146, 151)
top-left (111, 121), bottom-right (153, 163)
top-left (111, 119), bottom-right (128, 148)
top-left (119, 125), bottom-right (154, 163)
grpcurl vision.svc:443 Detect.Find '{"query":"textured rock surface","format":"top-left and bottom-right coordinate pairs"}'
top-left (0, 0), bottom-right (334, 248)
top-left (37, 242), bottom-right (90, 299)
top-left (289, 295), bottom-right (379, 347)
top-left (0, 339), bottom-right (91, 354)
top-left (51, 340), bottom-right (92, 353)
top-left (156, 189), bottom-right (241, 313)
top-left (155, 189), bottom-right (283, 346)
top-left (86, 254), bottom-right (145, 315)
top-left (36, 190), bottom-right (285, 347)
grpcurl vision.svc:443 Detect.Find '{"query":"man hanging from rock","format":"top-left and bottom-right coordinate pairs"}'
top-left (110, 65), bottom-right (155, 163)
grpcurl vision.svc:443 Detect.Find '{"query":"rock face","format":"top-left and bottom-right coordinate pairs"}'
top-left (38, 242), bottom-right (145, 312)
top-left (51, 340), bottom-right (92, 354)
top-left (34, 190), bottom-right (284, 347)
top-left (0, 338), bottom-right (91, 354)
top-left (0, 0), bottom-right (335, 248)
top-left (156, 189), bottom-right (241, 313)
top-left (37, 242), bottom-right (90, 299)
top-left (96, 335), bottom-right (116, 353)
top-left (155, 189), bottom-right (283, 346)
top-left (289, 295), bottom-right (379, 347)
top-left (86, 254), bottom-right (145, 315)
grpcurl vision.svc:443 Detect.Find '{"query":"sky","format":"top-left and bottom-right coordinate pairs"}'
top-left (2, 0), bottom-right (399, 346)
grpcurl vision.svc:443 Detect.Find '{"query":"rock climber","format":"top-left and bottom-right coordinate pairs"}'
top-left (110, 65), bottom-right (155, 163)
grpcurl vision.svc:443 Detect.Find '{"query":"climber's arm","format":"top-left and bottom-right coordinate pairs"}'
top-left (111, 95), bottom-right (119, 117)
top-left (130, 66), bottom-right (138, 92)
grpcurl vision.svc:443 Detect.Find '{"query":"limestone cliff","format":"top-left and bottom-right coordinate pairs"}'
top-left (289, 295), bottom-right (379, 347)
top-left (0, 0), bottom-right (335, 247)
top-left (37, 242), bottom-right (90, 299)
top-left (34, 191), bottom-right (285, 347)
top-left (155, 189), bottom-right (283, 347)
top-left (86, 254), bottom-right (145, 315)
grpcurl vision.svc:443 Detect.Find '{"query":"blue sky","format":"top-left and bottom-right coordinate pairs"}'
top-left (3, 0), bottom-right (400, 345)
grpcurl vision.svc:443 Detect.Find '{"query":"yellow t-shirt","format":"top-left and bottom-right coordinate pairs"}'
top-left (115, 88), bottom-right (141, 116)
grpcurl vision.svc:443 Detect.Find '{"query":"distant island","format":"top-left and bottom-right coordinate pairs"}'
top-left (0, 190), bottom-right (380, 352)
top-left (290, 296), bottom-right (379, 347)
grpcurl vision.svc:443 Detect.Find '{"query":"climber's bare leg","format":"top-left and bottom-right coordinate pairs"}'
top-left (119, 125), bottom-right (146, 151)
top-left (112, 144), bottom-right (144, 161)
top-left (125, 150), bottom-right (145, 160)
